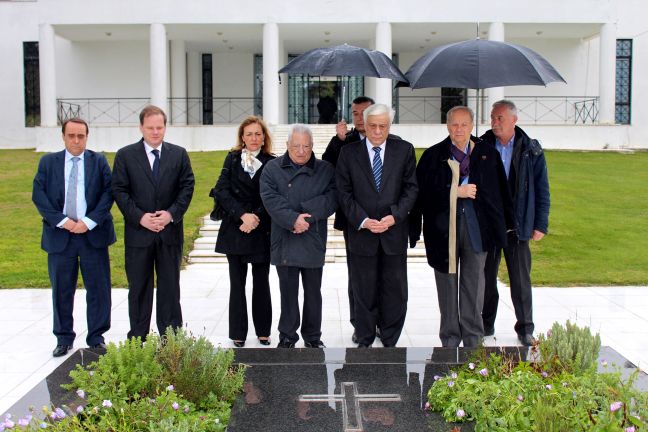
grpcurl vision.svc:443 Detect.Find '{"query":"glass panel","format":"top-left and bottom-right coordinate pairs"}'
top-left (614, 39), bottom-right (632, 125)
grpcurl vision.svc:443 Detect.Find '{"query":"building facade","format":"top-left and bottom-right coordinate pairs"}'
top-left (0, 0), bottom-right (645, 150)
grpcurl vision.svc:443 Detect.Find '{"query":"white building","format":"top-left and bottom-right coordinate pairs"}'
top-left (0, 0), bottom-right (645, 151)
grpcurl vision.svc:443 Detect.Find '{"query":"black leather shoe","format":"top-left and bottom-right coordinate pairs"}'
top-left (357, 343), bottom-right (371, 348)
top-left (484, 327), bottom-right (495, 336)
top-left (89, 342), bottom-right (107, 351)
top-left (258, 337), bottom-right (271, 346)
top-left (52, 345), bottom-right (72, 357)
top-left (277, 339), bottom-right (296, 348)
top-left (518, 334), bottom-right (536, 346)
top-left (351, 331), bottom-right (358, 344)
top-left (232, 340), bottom-right (245, 348)
top-left (304, 340), bottom-right (326, 348)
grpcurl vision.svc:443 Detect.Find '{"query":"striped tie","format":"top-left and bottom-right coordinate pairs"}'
top-left (372, 147), bottom-right (382, 190)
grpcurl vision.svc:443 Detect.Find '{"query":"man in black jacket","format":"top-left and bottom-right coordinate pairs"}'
top-left (112, 105), bottom-right (195, 341)
top-left (481, 100), bottom-right (550, 346)
top-left (410, 106), bottom-right (513, 348)
top-left (322, 96), bottom-right (373, 343)
top-left (336, 103), bottom-right (418, 347)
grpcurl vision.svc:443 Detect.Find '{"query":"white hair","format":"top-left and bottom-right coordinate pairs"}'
top-left (287, 123), bottom-right (313, 146)
top-left (363, 103), bottom-right (395, 124)
top-left (492, 99), bottom-right (518, 116)
top-left (447, 106), bottom-right (474, 123)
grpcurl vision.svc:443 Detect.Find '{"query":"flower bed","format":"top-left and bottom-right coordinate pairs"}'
top-left (426, 321), bottom-right (648, 431)
top-left (2, 328), bottom-right (245, 431)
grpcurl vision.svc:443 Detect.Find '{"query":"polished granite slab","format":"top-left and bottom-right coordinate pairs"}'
top-left (5, 346), bottom-right (646, 432)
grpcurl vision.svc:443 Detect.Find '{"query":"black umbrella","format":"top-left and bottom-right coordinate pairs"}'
top-left (400, 38), bottom-right (566, 132)
top-left (279, 44), bottom-right (408, 120)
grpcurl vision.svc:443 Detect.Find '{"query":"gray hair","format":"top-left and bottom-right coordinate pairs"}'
top-left (447, 105), bottom-right (474, 123)
top-left (287, 123), bottom-right (313, 146)
top-left (492, 99), bottom-right (518, 116)
top-left (363, 103), bottom-right (395, 124)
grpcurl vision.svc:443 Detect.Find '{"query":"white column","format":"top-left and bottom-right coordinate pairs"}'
top-left (150, 23), bottom-right (168, 113)
top-left (487, 22), bottom-right (505, 117)
top-left (599, 22), bottom-right (616, 124)
top-left (170, 40), bottom-right (187, 125)
top-left (39, 23), bottom-right (57, 127)
top-left (263, 22), bottom-right (280, 125)
top-left (187, 51), bottom-right (202, 124)
top-left (374, 22), bottom-right (393, 108)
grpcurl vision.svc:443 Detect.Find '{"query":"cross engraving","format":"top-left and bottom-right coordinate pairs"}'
top-left (299, 381), bottom-right (401, 432)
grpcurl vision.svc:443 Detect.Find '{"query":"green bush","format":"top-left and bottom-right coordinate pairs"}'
top-left (11, 328), bottom-right (244, 431)
top-left (537, 320), bottom-right (601, 373)
top-left (426, 322), bottom-right (647, 431)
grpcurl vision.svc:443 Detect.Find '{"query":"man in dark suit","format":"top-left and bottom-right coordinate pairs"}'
top-left (336, 103), bottom-right (418, 347)
top-left (32, 118), bottom-right (115, 357)
top-left (409, 106), bottom-right (513, 348)
top-left (322, 95), bottom-right (373, 343)
top-left (112, 105), bottom-right (195, 340)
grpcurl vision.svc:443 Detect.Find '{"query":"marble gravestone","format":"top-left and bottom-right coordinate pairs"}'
top-left (5, 346), bottom-right (646, 432)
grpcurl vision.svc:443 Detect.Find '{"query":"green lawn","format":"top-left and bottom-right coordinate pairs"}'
top-left (0, 149), bottom-right (226, 288)
top-left (0, 149), bottom-right (646, 287)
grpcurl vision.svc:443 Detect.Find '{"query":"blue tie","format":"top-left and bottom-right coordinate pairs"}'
top-left (66, 157), bottom-right (80, 220)
top-left (372, 147), bottom-right (382, 191)
top-left (151, 149), bottom-right (160, 183)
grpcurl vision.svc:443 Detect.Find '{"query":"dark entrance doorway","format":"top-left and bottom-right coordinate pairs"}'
top-left (440, 87), bottom-right (467, 123)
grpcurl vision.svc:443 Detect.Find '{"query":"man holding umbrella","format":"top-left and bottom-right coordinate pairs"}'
top-left (481, 100), bottom-right (550, 346)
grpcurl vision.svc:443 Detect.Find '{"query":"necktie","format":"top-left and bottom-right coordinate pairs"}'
top-left (372, 147), bottom-right (382, 191)
top-left (151, 149), bottom-right (160, 183)
top-left (66, 157), bottom-right (79, 221)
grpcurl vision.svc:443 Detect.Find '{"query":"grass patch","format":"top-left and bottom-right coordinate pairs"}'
top-left (413, 149), bottom-right (648, 286)
top-left (0, 149), bottom-right (226, 288)
top-left (1, 149), bottom-right (647, 287)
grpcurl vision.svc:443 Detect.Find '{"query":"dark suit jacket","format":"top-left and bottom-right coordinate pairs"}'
top-left (336, 137), bottom-right (418, 256)
top-left (409, 136), bottom-right (514, 272)
top-left (32, 149), bottom-right (116, 254)
top-left (214, 150), bottom-right (274, 256)
top-left (323, 130), bottom-right (401, 231)
top-left (112, 139), bottom-right (195, 248)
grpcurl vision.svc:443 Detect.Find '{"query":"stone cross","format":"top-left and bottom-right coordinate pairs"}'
top-left (299, 381), bottom-right (401, 432)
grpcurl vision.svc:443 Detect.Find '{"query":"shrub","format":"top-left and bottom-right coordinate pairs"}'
top-left (9, 328), bottom-right (245, 431)
top-left (426, 322), bottom-right (648, 431)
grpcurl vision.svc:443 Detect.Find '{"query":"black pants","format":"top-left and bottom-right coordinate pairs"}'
top-left (48, 234), bottom-right (111, 346)
top-left (483, 233), bottom-right (534, 336)
top-left (125, 237), bottom-right (183, 340)
top-left (343, 229), bottom-right (355, 328)
top-left (276, 266), bottom-right (323, 344)
top-left (349, 246), bottom-right (408, 347)
top-left (227, 255), bottom-right (272, 341)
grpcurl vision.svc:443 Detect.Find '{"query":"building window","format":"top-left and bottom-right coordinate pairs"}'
top-left (615, 39), bottom-right (632, 125)
top-left (23, 42), bottom-right (40, 127)
top-left (202, 54), bottom-right (213, 125)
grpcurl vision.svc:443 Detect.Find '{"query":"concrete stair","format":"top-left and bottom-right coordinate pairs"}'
top-left (271, 124), bottom-right (337, 157)
top-left (188, 215), bottom-right (429, 264)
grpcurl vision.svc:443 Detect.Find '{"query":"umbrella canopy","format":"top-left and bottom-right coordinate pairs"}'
top-left (279, 43), bottom-right (408, 83)
top-left (401, 38), bottom-right (566, 89)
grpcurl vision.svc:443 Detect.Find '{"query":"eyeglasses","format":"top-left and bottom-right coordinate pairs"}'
top-left (288, 144), bottom-right (313, 151)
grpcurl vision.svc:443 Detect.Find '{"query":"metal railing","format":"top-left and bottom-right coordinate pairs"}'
top-left (396, 95), bottom-right (599, 124)
top-left (57, 97), bottom-right (259, 126)
top-left (57, 95), bottom-right (599, 126)
top-left (57, 98), bottom-right (150, 125)
top-left (169, 97), bottom-right (259, 125)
